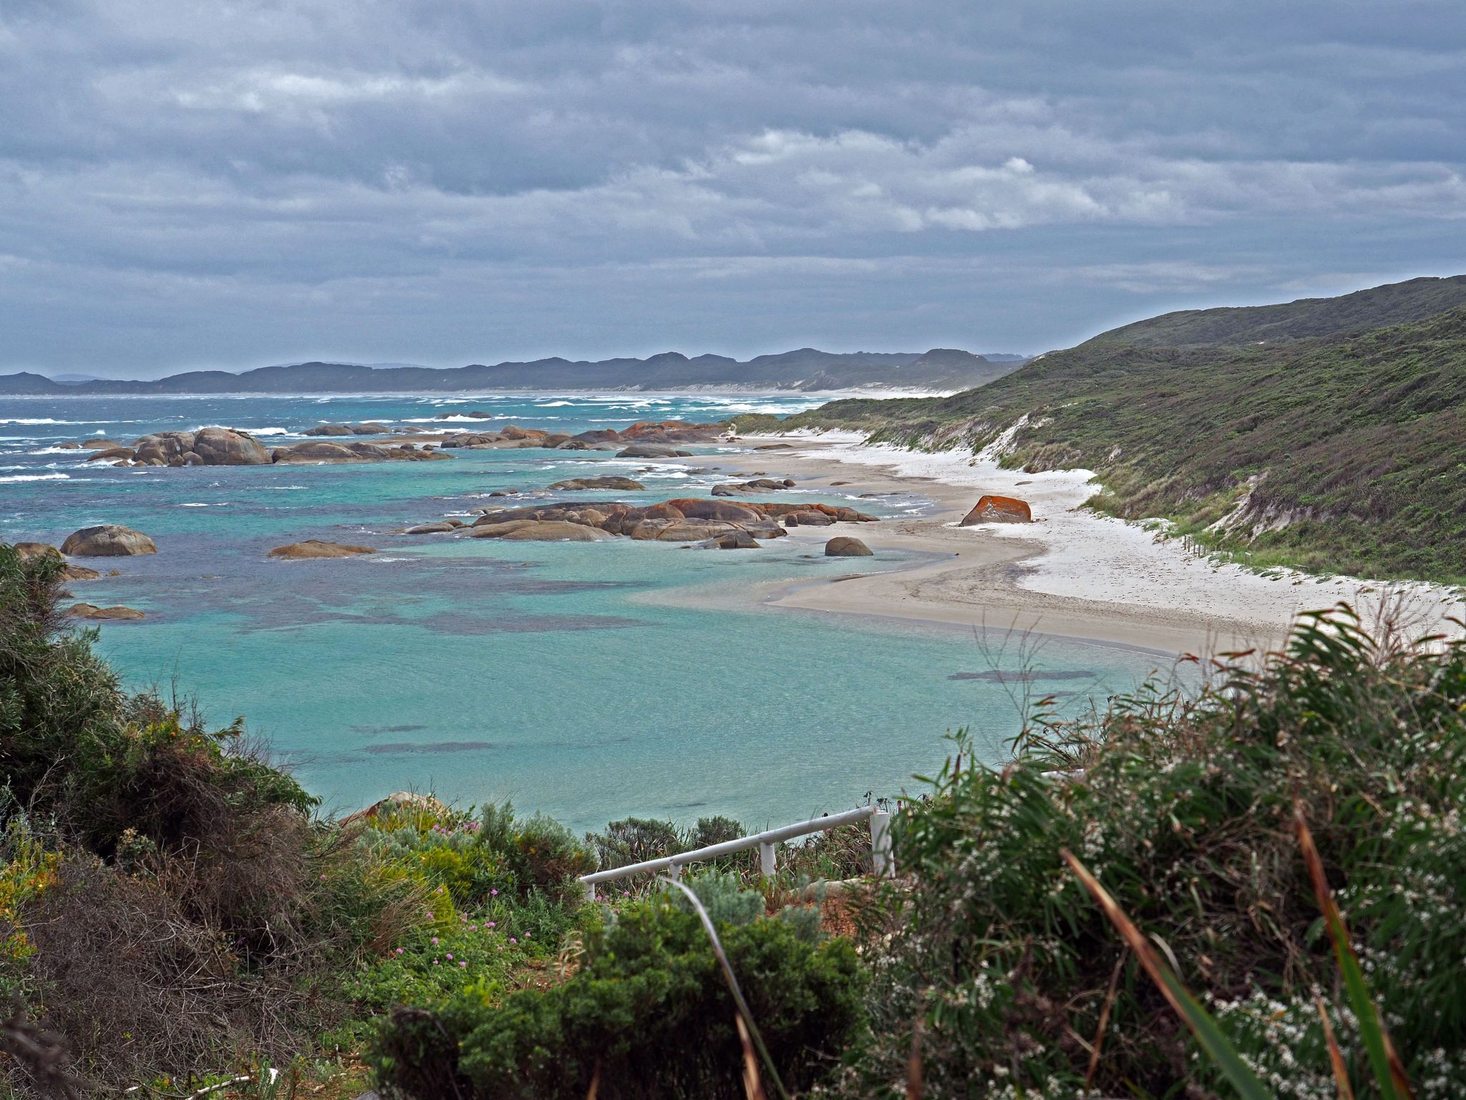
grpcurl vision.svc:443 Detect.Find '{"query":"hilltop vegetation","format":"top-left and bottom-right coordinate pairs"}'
top-left (1084, 273), bottom-right (1466, 348)
top-left (740, 277), bottom-right (1466, 584)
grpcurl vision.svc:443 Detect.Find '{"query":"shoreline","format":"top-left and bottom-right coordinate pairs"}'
top-left (691, 432), bottom-right (1465, 659)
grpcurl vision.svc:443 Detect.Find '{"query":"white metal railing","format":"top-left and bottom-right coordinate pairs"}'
top-left (579, 804), bottom-right (894, 902)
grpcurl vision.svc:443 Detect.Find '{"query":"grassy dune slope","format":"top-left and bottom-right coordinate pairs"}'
top-left (742, 282), bottom-right (1466, 584)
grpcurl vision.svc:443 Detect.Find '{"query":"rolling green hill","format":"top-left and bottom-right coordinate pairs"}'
top-left (740, 278), bottom-right (1466, 585)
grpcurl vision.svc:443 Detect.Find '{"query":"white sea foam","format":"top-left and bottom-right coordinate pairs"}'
top-left (401, 415), bottom-right (497, 424)
top-left (189, 423), bottom-right (293, 436)
top-left (0, 417), bottom-right (148, 426)
top-left (0, 472), bottom-right (70, 483)
top-left (189, 425), bottom-right (291, 437)
top-left (28, 446), bottom-right (84, 455)
top-left (536, 401), bottom-right (574, 408)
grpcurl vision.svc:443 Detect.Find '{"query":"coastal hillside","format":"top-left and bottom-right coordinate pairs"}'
top-left (0, 347), bottom-right (1022, 396)
top-left (744, 277), bottom-right (1466, 584)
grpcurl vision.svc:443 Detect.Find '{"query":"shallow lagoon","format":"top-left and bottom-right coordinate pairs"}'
top-left (2, 392), bottom-right (1171, 830)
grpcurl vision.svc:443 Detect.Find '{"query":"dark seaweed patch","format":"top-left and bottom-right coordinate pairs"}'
top-left (362, 740), bottom-right (497, 755)
top-left (946, 669), bottom-right (1098, 682)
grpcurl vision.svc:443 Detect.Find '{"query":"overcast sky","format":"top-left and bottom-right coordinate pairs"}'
top-left (2, 0), bottom-right (1464, 377)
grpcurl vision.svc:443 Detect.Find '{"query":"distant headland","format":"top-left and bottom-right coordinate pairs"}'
top-left (0, 347), bottom-right (1027, 396)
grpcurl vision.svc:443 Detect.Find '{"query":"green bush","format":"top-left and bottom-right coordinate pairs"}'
top-left (833, 607), bottom-right (1466, 1098)
top-left (372, 876), bottom-right (865, 1099)
top-left (0, 546), bottom-right (407, 1091)
top-left (586, 816), bottom-right (688, 871)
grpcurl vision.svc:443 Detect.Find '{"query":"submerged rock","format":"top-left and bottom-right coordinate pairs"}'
top-left (616, 444), bottom-right (691, 458)
top-left (67, 602), bottom-right (145, 620)
top-left (473, 520), bottom-right (615, 542)
top-left (548, 476), bottom-right (646, 492)
top-left (711, 478), bottom-right (795, 496)
top-left (267, 540), bottom-right (376, 559)
top-left (60, 525), bottom-right (157, 557)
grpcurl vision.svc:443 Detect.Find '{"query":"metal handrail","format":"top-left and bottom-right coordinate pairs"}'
top-left (579, 804), bottom-right (894, 901)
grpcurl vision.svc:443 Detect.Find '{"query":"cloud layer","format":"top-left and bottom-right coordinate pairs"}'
top-left (2, 0), bottom-right (1463, 374)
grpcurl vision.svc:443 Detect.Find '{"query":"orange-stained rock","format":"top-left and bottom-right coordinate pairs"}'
top-left (960, 495), bottom-right (1032, 525)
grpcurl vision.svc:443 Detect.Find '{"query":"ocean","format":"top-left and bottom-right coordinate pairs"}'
top-left (1, 391), bottom-right (1169, 832)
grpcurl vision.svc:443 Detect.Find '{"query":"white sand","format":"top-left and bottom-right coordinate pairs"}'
top-left (712, 432), bottom-right (1463, 658)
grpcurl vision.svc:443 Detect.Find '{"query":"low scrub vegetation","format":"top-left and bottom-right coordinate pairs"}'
top-left (738, 306), bottom-right (1466, 585)
top-left (4, 540), bottom-right (1466, 1097)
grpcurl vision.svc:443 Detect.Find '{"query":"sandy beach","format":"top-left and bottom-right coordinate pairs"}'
top-left (700, 432), bottom-right (1465, 660)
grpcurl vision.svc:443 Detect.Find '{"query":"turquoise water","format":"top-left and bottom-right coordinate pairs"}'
top-left (1, 392), bottom-right (1169, 831)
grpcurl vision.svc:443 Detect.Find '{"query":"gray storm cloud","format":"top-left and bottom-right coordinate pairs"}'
top-left (1, 0), bottom-right (1463, 375)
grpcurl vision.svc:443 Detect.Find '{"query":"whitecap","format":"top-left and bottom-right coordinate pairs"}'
top-left (536, 401), bottom-right (574, 408)
top-left (0, 472), bottom-right (69, 483)
top-left (401, 415), bottom-right (496, 424)
top-left (186, 424), bottom-right (293, 436)
top-left (0, 417), bottom-right (70, 425)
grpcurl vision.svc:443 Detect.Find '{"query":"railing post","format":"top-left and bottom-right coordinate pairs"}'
top-left (584, 879), bottom-right (597, 903)
top-left (869, 810), bottom-right (893, 876)
top-left (669, 861), bottom-right (683, 881)
top-left (759, 841), bottom-right (777, 877)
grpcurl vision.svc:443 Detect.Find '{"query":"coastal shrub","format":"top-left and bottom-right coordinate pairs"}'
top-left (0, 547), bottom-right (412, 1092)
top-left (0, 817), bottom-right (61, 992)
top-left (829, 606), bottom-right (1466, 1098)
top-left (358, 815), bottom-right (511, 910)
top-left (507, 813), bottom-right (597, 899)
top-left (371, 875), bottom-right (865, 1099)
top-left (586, 815), bottom-right (688, 870)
